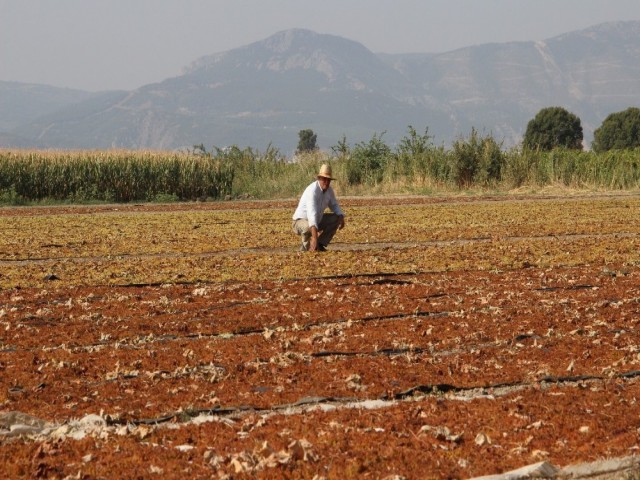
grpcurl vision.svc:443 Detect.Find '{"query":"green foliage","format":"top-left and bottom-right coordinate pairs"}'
top-left (345, 132), bottom-right (392, 185)
top-left (0, 186), bottom-right (25, 206)
top-left (296, 129), bottom-right (318, 153)
top-left (394, 126), bottom-right (432, 176)
top-left (538, 149), bottom-right (583, 185)
top-left (385, 126), bottom-right (448, 185)
top-left (3, 119), bottom-right (640, 206)
top-left (500, 148), bottom-right (640, 190)
top-left (198, 142), bottom-right (302, 199)
top-left (523, 107), bottom-right (583, 151)
top-left (330, 135), bottom-right (350, 159)
top-left (450, 128), bottom-right (505, 187)
top-left (502, 148), bottom-right (538, 187)
top-left (397, 126), bottom-right (432, 157)
top-left (583, 150), bottom-right (640, 189)
top-left (592, 107), bottom-right (640, 152)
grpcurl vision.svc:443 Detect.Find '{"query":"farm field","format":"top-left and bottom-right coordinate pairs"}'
top-left (0, 193), bottom-right (640, 479)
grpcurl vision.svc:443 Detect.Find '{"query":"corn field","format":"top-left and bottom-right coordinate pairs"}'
top-left (0, 150), bottom-right (234, 203)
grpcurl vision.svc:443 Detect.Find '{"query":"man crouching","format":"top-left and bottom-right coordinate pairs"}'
top-left (292, 164), bottom-right (346, 252)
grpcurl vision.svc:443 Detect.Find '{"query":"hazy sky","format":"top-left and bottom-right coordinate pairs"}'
top-left (2, 0), bottom-right (640, 92)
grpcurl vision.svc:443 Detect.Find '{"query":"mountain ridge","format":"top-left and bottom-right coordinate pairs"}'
top-left (3, 21), bottom-right (640, 153)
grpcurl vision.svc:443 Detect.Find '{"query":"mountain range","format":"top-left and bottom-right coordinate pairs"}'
top-left (2, 21), bottom-right (640, 154)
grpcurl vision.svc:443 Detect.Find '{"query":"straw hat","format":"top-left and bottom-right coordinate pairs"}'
top-left (317, 164), bottom-right (336, 180)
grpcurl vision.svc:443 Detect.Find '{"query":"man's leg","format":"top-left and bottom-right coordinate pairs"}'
top-left (317, 213), bottom-right (341, 248)
top-left (292, 219), bottom-right (311, 251)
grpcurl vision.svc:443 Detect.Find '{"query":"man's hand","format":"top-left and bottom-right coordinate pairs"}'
top-left (309, 226), bottom-right (319, 251)
top-left (338, 215), bottom-right (345, 230)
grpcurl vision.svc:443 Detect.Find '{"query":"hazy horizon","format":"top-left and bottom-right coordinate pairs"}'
top-left (2, 0), bottom-right (640, 92)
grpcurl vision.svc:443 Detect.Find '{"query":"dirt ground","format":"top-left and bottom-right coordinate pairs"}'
top-left (1, 193), bottom-right (639, 479)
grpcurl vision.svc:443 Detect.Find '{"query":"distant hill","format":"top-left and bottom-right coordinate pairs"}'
top-left (3, 21), bottom-right (640, 153)
top-left (0, 81), bottom-right (96, 132)
top-left (0, 132), bottom-right (45, 149)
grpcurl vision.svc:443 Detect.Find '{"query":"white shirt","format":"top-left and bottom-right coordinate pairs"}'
top-left (292, 180), bottom-right (345, 229)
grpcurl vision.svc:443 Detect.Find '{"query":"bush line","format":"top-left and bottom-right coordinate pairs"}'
top-left (1, 130), bottom-right (639, 205)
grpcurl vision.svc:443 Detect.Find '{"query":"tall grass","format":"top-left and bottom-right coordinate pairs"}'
top-left (502, 148), bottom-right (640, 189)
top-left (214, 144), bottom-right (315, 199)
top-left (1, 132), bottom-right (639, 205)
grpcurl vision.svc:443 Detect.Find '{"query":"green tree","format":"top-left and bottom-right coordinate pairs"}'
top-left (592, 107), bottom-right (640, 152)
top-left (330, 135), bottom-right (350, 158)
top-left (450, 128), bottom-right (505, 187)
top-left (523, 107), bottom-right (583, 151)
top-left (296, 129), bottom-right (318, 153)
top-left (396, 125), bottom-right (432, 157)
top-left (392, 126), bottom-right (435, 178)
top-left (346, 132), bottom-right (391, 185)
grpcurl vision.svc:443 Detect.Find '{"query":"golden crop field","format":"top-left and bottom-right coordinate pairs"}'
top-left (1, 194), bottom-right (638, 289)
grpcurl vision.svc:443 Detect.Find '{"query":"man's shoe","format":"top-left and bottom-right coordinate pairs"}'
top-left (317, 244), bottom-right (327, 252)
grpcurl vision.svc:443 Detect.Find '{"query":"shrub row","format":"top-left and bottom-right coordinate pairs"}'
top-left (334, 128), bottom-right (640, 191)
top-left (1, 128), bottom-right (639, 205)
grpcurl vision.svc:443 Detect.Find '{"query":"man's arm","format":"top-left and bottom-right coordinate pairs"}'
top-left (309, 225), bottom-right (319, 251)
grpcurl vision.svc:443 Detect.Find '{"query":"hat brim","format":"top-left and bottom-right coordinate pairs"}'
top-left (317, 174), bottom-right (336, 180)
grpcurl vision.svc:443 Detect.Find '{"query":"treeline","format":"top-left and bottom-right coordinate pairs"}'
top-left (1, 128), bottom-right (639, 205)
